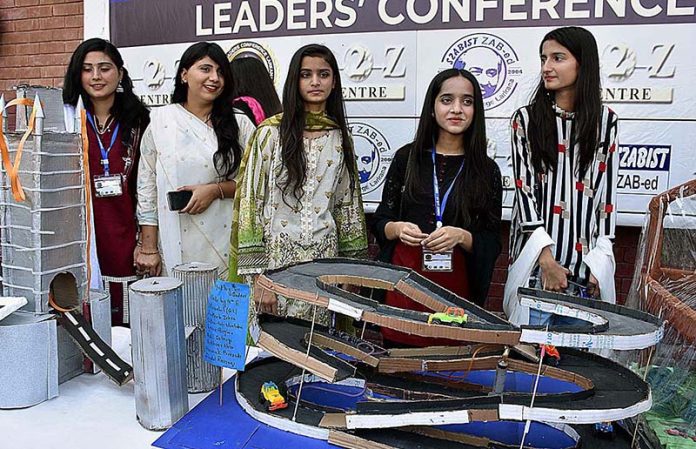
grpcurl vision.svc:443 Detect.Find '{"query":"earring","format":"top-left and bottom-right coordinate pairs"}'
top-left (116, 80), bottom-right (124, 93)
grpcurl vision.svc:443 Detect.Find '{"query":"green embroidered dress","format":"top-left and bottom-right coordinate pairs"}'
top-left (229, 112), bottom-right (368, 324)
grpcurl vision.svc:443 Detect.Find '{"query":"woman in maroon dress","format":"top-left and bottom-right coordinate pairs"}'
top-left (63, 38), bottom-right (149, 326)
top-left (372, 69), bottom-right (502, 347)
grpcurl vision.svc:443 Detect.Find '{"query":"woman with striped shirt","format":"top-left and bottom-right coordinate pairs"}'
top-left (504, 26), bottom-right (619, 326)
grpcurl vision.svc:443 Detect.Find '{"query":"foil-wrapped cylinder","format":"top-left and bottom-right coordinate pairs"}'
top-left (0, 311), bottom-right (58, 408)
top-left (129, 277), bottom-right (188, 430)
top-left (172, 262), bottom-right (220, 393)
top-left (86, 289), bottom-right (112, 374)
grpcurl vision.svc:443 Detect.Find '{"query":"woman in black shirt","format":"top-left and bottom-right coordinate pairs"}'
top-left (372, 68), bottom-right (502, 347)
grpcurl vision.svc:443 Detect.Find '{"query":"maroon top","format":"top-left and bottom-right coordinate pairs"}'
top-left (87, 122), bottom-right (139, 326)
top-left (382, 242), bottom-right (470, 347)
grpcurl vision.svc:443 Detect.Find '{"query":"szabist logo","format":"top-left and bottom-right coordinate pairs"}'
top-left (619, 144), bottom-right (671, 171)
top-left (349, 122), bottom-right (391, 195)
top-left (617, 144), bottom-right (671, 195)
top-left (226, 41), bottom-right (278, 85)
top-left (442, 33), bottom-right (522, 110)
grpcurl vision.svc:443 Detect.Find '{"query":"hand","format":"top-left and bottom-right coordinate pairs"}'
top-left (587, 273), bottom-right (600, 298)
top-left (135, 250), bottom-right (162, 277)
top-left (179, 184), bottom-right (219, 215)
top-left (393, 222), bottom-right (428, 246)
top-left (255, 291), bottom-right (278, 315)
top-left (422, 226), bottom-right (469, 252)
top-left (538, 249), bottom-right (569, 292)
top-left (133, 245), bottom-right (140, 271)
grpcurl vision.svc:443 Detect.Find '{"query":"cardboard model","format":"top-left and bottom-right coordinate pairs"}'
top-left (228, 258), bottom-right (664, 448)
top-left (0, 93), bottom-right (131, 408)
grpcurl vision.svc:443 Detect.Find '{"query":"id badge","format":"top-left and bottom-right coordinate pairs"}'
top-left (94, 174), bottom-right (123, 198)
top-left (422, 248), bottom-right (453, 272)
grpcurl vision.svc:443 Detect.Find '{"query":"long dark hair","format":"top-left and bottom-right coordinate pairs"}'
top-left (279, 44), bottom-right (356, 202)
top-left (172, 42), bottom-right (242, 179)
top-left (405, 68), bottom-right (492, 227)
top-left (527, 26), bottom-right (602, 177)
top-left (63, 38), bottom-right (149, 137)
top-left (229, 56), bottom-right (282, 119)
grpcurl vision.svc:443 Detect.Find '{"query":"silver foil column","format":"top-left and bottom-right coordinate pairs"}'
top-left (129, 277), bottom-right (188, 430)
top-left (0, 312), bottom-right (58, 408)
top-left (1, 94), bottom-right (87, 313)
top-left (172, 262), bottom-right (220, 393)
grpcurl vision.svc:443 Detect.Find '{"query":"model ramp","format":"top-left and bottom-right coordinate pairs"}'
top-left (218, 258), bottom-right (667, 448)
top-left (257, 259), bottom-right (663, 350)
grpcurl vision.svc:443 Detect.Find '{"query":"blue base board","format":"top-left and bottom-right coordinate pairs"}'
top-left (153, 375), bottom-right (583, 449)
top-left (153, 376), bottom-right (337, 449)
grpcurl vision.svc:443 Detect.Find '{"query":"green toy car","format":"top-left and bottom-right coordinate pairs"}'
top-left (428, 307), bottom-right (468, 326)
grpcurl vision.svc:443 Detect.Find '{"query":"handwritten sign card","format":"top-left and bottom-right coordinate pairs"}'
top-left (204, 280), bottom-right (250, 371)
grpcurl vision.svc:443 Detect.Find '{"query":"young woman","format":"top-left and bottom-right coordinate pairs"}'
top-left (63, 38), bottom-right (150, 326)
top-left (136, 42), bottom-right (255, 278)
top-left (230, 44), bottom-right (368, 325)
top-left (504, 26), bottom-right (619, 326)
top-left (372, 69), bottom-right (502, 347)
top-left (229, 56), bottom-right (282, 126)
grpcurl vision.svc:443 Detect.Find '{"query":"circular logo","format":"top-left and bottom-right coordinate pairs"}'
top-left (442, 33), bottom-right (523, 110)
top-left (349, 122), bottom-right (391, 195)
top-left (226, 41), bottom-right (278, 85)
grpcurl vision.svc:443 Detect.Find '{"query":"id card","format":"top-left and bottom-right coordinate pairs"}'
top-left (94, 174), bottom-right (123, 197)
top-left (422, 249), bottom-right (453, 272)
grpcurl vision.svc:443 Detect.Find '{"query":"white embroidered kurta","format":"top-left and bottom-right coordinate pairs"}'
top-left (235, 120), bottom-right (368, 323)
top-left (137, 104), bottom-right (255, 277)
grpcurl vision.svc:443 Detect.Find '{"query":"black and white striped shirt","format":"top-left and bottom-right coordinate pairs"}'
top-left (509, 104), bottom-right (619, 281)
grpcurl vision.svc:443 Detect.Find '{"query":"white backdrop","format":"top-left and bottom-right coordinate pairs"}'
top-left (89, 1), bottom-right (696, 226)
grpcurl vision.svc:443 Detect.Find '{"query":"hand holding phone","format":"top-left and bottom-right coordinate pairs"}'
top-left (167, 190), bottom-right (193, 211)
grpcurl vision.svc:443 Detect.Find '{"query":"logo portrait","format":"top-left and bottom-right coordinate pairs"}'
top-left (349, 122), bottom-right (391, 195)
top-left (442, 33), bottom-right (523, 110)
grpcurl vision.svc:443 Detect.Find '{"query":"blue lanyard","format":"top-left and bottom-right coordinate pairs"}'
top-left (431, 149), bottom-right (464, 228)
top-left (86, 111), bottom-right (120, 176)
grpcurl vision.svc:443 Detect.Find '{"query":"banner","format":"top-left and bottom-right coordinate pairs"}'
top-left (111, 0), bottom-right (696, 47)
top-left (110, 1), bottom-right (696, 226)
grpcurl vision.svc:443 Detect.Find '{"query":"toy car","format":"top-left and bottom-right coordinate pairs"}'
top-left (259, 381), bottom-right (288, 411)
top-left (428, 307), bottom-right (468, 326)
top-left (594, 421), bottom-right (616, 439)
top-left (542, 344), bottom-right (561, 366)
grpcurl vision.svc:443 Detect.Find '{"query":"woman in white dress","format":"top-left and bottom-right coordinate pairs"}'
top-left (136, 42), bottom-right (255, 277)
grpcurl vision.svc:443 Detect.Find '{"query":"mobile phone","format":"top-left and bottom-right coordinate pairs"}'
top-left (167, 190), bottom-right (193, 211)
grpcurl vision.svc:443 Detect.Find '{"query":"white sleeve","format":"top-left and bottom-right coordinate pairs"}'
top-left (136, 126), bottom-right (159, 226)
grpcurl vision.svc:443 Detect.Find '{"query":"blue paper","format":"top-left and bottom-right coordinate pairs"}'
top-left (204, 280), bottom-right (250, 371)
top-left (153, 376), bottom-right (338, 449)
